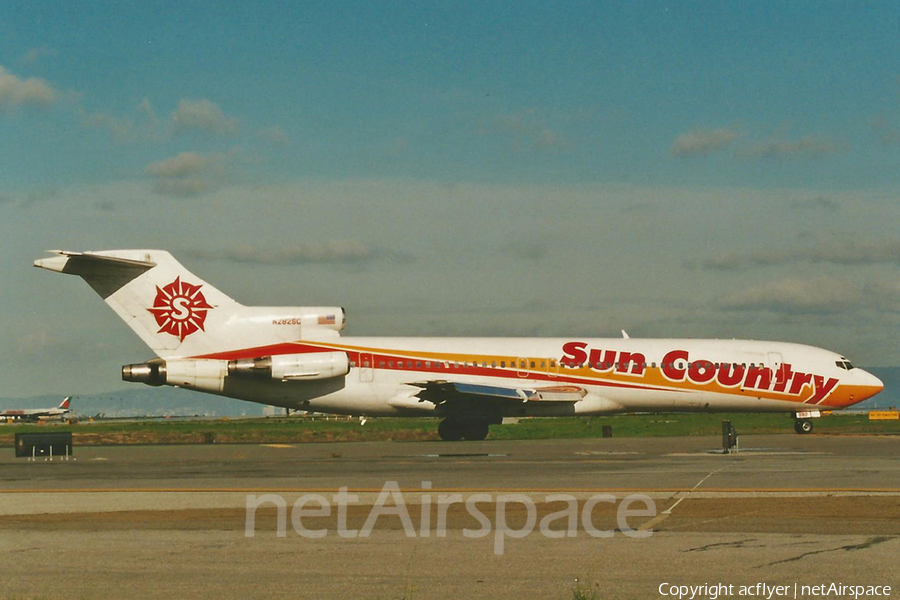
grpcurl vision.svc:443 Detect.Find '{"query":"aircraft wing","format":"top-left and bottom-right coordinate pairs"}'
top-left (409, 380), bottom-right (587, 408)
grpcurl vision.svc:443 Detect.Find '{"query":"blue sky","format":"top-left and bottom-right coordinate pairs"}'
top-left (2, 2), bottom-right (900, 396)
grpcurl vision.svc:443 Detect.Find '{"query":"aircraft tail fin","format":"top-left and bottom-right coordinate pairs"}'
top-left (59, 397), bottom-right (71, 410)
top-left (35, 250), bottom-right (242, 358)
top-left (35, 250), bottom-right (343, 360)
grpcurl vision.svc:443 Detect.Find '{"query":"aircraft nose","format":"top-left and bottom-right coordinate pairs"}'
top-left (857, 369), bottom-right (884, 401)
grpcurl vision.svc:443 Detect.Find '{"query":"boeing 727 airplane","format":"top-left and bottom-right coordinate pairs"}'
top-left (1, 397), bottom-right (72, 422)
top-left (34, 250), bottom-right (883, 439)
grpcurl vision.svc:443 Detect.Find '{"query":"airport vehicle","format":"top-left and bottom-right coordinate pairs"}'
top-left (1, 397), bottom-right (72, 422)
top-left (35, 250), bottom-right (883, 439)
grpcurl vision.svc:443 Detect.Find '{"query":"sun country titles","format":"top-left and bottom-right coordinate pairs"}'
top-left (561, 342), bottom-right (839, 405)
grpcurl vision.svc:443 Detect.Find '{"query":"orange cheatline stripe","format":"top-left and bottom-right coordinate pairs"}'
top-left (193, 340), bottom-right (857, 404)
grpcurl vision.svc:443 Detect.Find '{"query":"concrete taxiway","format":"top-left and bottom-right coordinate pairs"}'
top-left (2, 435), bottom-right (899, 599)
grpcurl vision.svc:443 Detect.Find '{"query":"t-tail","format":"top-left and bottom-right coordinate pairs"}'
top-left (34, 250), bottom-right (345, 363)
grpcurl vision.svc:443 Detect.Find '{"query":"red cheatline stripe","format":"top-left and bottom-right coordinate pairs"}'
top-left (191, 341), bottom-right (847, 404)
top-left (193, 342), bottom-right (680, 394)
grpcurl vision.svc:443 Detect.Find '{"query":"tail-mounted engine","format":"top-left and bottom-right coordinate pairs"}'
top-left (123, 352), bottom-right (350, 391)
top-left (122, 359), bottom-right (167, 386)
top-left (227, 352), bottom-right (350, 381)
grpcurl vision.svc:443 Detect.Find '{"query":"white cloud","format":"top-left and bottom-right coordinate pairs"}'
top-left (670, 127), bottom-right (742, 157)
top-left (495, 109), bottom-right (537, 134)
top-left (671, 126), bottom-right (842, 160)
top-left (864, 280), bottom-right (900, 314)
top-left (871, 117), bottom-right (900, 146)
top-left (79, 108), bottom-right (149, 143)
top-left (145, 151), bottom-right (229, 197)
top-left (136, 98), bottom-right (157, 121)
top-left (531, 127), bottom-right (570, 150)
top-left (502, 240), bottom-right (549, 261)
top-left (789, 196), bottom-right (840, 211)
top-left (718, 277), bottom-right (861, 314)
top-left (79, 97), bottom-right (281, 149)
top-left (190, 241), bottom-right (386, 265)
top-left (171, 99), bottom-right (238, 136)
top-left (257, 126), bottom-right (290, 146)
top-left (20, 46), bottom-right (57, 66)
top-left (146, 152), bottom-right (216, 178)
top-left (490, 109), bottom-right (571, 151)
top-left (15, 328), bottom-right (55, 356)
top-left (743, 135), bottom-right (840, 158)
top-left (0, 65), bottom-right (57, 111)
top-left (699, 239), bottom-right (900, 271)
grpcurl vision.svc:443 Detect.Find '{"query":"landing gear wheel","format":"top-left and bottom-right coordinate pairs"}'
top-left (438, 419), bottom-right (464, 441)
top-left (794, 419), bottom-right (814, 434)
top-left (462, 420), bottom-right (490, 441)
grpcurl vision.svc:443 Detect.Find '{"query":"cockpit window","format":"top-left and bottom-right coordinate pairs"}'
top-left (835, 360), bottom-right (855, 370)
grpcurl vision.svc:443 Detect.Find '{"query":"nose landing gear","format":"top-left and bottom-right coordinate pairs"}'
top-left (794, 418), bottom-right (814, 434)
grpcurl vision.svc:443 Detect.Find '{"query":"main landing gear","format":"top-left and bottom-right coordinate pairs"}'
top-left (794, 418), bottom-right (814, 434)
top-left (438, 418), bottom-right (491, 441)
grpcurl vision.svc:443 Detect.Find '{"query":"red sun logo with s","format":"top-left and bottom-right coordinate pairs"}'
top-left (147, 277), bottom-right (213, 341)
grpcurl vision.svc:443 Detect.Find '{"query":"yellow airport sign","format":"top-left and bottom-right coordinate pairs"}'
top-left (868, 410), bottom-right (900, 421)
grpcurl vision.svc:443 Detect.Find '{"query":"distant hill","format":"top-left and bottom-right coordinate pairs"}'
top-left (3, 366), bottom-right (897, 417)
top-left (0, 387), bottom-right (264, 418)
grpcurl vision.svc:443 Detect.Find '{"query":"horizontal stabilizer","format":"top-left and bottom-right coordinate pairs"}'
top-left (35, 250), bottom-right (156, 298)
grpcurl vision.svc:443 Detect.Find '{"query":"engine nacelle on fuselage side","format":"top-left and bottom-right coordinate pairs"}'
top-left (228, 352), bottom-right (350, 382)
top-left (123, 351), bottom-right (350, 395)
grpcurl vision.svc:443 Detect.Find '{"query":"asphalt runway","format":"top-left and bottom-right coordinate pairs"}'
top-left (2, 435), bottom-right (899, 599)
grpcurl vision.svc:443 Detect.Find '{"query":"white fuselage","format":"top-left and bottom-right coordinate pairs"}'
top-left (183, 336), bottom-right (884, 417)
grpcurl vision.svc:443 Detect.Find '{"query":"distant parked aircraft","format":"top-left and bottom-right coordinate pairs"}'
top-left (35, 249), bottom-right (883, 439)
top-left (1, 397), bottom-right (72, 422)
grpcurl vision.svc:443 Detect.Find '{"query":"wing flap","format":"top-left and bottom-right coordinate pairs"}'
top-left (409, 380), bottom-right (586, 406)
top-left (450, 382), bottom-right (529, 401)
top-left (527, 385), bottom-right (588, 402)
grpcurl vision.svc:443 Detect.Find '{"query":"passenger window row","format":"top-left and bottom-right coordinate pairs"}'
top-left (349, 358), bottom-right (558, 370)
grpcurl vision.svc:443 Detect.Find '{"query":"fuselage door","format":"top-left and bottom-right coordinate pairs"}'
top-left (359, 352), bottom-right (374, 382)
top-left (767, 352), bottom-right (784, 385)
top-left (767, 352), bottom-right (783, 371)
top-left (547, 358), bottom-right (559, 379)
top-left (517, 357), bottom-right (528, 378)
